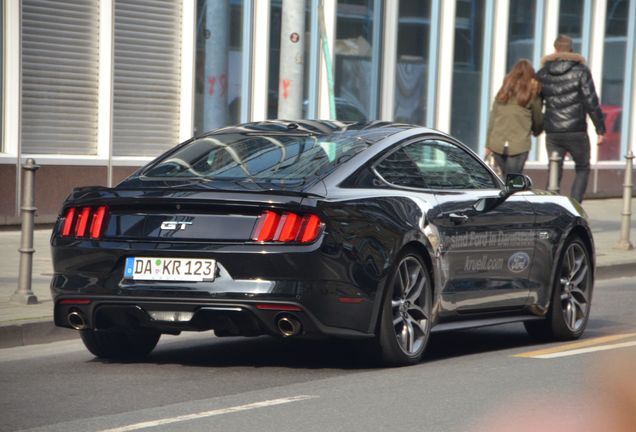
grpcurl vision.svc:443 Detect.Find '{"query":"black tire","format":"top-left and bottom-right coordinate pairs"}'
top-left (378, 249), bottom-right (432, 366)
top-left (524, 237), bottom-right (593, 340)
top-left (80, 328), bottom-right (160, 360)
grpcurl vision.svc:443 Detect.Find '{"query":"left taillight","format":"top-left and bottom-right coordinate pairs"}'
top-left (61, 205), bottom-right (109, 239)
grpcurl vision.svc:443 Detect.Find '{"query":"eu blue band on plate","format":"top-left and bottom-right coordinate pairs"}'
top-left (124, 257), bottom-right (135, 277)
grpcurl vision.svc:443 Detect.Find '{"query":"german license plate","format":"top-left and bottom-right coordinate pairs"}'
top-left (124, 257), bottom-right (216, 282)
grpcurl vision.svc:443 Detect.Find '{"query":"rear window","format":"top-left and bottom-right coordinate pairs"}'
top-left (143, 131), bottom-right (378, 183)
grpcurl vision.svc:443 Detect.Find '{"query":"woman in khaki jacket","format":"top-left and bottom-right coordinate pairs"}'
top-left (486, 59), bottom-right (544, 178)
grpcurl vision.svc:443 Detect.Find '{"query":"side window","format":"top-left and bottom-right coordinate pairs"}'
top-left (375, 139), bottom-right (498, 190)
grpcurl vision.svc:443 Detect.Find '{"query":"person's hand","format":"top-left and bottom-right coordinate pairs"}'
top-left (597, 135), bottom-right (604, 145)
top-left (485, 147), bottom-right (492, 156)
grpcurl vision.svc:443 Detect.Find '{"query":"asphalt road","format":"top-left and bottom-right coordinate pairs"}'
top-left (1, 277), bottom-right (635, 432)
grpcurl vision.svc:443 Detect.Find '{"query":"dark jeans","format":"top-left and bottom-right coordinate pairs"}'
top-left (492, 151), bottom-right (528, 179)
top-left (546, 132), bottom-right (590, 203)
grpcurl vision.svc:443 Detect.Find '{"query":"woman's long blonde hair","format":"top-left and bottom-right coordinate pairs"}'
top-left (495, 59), bottom-right (541, 107)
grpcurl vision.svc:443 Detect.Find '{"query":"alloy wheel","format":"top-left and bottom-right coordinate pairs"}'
top-left (558, 242), bottom-right (590, 332)
top-left (390, 256), bottom-right (430, 356)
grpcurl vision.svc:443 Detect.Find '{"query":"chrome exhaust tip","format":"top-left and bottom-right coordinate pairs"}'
top-left (68, 311), bottom-right (87, 330)
top-left (276, 315), bottom-right (302, 337)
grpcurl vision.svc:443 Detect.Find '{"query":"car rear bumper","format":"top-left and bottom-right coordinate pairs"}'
top-left (53, 296), bottom-right (375, 339)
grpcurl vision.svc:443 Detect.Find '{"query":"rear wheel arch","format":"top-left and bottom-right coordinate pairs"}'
top-left (373, 241), bottom-right (434, 333)
top-left (568, 225), bottom-right (594, 275)
top-left (549, 225), bottom-right (594, 293)
top-left (402, 241), bottom-right (435, 293)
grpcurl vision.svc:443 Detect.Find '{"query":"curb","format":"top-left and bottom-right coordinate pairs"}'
top-left (596, 262), bottom-right (636, 280)
top-left (0, 320), bottom-right (77, 349)
top-left (0, 263), bottom-right (634, 350)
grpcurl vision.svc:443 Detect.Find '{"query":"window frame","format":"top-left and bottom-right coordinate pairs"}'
top-left (369, 136), bottom-right (503, 192)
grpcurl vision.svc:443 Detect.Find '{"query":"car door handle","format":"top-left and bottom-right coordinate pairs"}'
top-left (449, 213), bottom-right (469, 225)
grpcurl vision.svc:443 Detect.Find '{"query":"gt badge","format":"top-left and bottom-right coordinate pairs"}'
top-left (508, 252), bottom-right (530, 273)
top-left (160, 221), bottom-right (193, 230)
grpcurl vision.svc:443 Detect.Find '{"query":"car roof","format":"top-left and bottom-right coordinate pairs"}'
top-left (198, 119), bottom-right (437, 145)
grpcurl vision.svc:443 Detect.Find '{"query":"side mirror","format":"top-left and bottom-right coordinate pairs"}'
top-left (474, 174), bottom-right (533, 213)
top-left (505, 174), bottom-right (533, 194)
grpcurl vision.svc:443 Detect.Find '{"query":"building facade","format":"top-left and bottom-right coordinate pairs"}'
top-left (1, 0), bottom-right (635, 224)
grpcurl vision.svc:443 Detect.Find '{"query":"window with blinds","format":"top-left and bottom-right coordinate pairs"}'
top-left (112, 0), bottom-right (182, 157)
top-left (21, 0), bottom-right (99, 155)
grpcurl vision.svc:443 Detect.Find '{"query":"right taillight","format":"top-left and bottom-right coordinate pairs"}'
top-left (61, 205), bottom-right (109, 239)
top-left (251, 211), bottom-right (324, 244)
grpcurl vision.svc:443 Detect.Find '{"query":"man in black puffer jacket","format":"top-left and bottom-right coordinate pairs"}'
top-left (537, 35), bottom-right (605, 203)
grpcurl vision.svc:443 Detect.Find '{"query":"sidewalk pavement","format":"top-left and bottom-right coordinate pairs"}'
top-left (1, 198), bottom-right (635, 348)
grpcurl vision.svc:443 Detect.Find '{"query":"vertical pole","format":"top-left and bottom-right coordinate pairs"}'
top-left (615, 151), bottom-right (634, 250)
top-left (368, 0), bottom-right (382, 119)
top-left (203, 1), bottom-right (229, 130)
top-left (548, 151), bottom-right (561, 193)
top-left (620, 0), bottom-right (636, 158)
top-left (318, 0), bottom-right (336, 120)
top-left (98, 0), bottom-right (114, 186)
top-left (478, 0), bottom-right (496, 155)
top-left (11, 159), bottom-right (39, 305)
top-left (240, 2), bottom-right (254, 123)
top-left (278, 0), bottom-right (306, 119)
top-left (435, 0), bottom-right (456, 133)
top-left (426, 0), bottom-right (441, 128)
top-left (379, 0), bottom-right (398, 121)
top-left (178, 0), bottom-right (196, 141)
top-left (307, 0), bottom-right (321, 119)
top-left (251, 0), bottom-right (271, 121)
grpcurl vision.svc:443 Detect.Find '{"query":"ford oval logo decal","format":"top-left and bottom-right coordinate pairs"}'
top-left (508, 252), bottom-right (530, 273)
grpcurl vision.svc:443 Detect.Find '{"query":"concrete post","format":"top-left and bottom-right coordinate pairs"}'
top-left (278, 0), bottom-right (306, 120)
top-left (203, 1), bottom-right (229, 131)
top-left (615, 151), bottom-right (634, 250)
top-left (11, 159), bottom-right (40, 305)
top-left (547, 151), bottom-right (561, 193)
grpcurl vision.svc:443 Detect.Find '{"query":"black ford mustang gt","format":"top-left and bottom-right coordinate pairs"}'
top-left (51, 120), bottom-right (594, 366)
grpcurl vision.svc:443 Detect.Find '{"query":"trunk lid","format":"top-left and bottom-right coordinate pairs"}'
top-left (58, 184), bottom-right (325, 242)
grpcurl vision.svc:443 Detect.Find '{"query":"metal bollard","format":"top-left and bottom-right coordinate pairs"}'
top-left (547, 151), bottom-right (561, 193)
top-left (10, 158), bottom-right (40, 304)
top-left (615, 151), bottom-right (634, 250)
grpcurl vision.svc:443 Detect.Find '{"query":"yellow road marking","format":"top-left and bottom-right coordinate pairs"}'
top-left (514, 332), bottom-right (636, 358)
top-left (532, 341), bottom-right (636, 359)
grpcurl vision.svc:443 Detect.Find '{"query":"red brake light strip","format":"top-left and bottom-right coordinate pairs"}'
top-left (252, 211), bottom-right (323, 244)
top-left (74, 207), bottom-right (91, 237)
top-left (61, 207), bottom-right (76, 237)
top-left (61, 206), bottom-right (109, 239)
top-left (90, 206), bottom-right (108, 239)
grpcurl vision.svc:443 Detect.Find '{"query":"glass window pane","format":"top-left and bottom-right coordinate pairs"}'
top-left (451, 0), bottom-right (486, 152)
top-left (144, 129), bottom-right (379, 184)
top-left (598, 0), bottom-right (631, 161)
top-left (334, 0), bottom-right (380, 121)
top-left (267, 1), bottom-right (312, 120)
top-left (194, 0), bottom-right (245, 134)
top-left (558, 0), bottom-right (584, 52)
top-left (375, 139), bottom-right (498, 189)
top-left (506, 0), bottom-right (536, 71)
top-left (394, 0), bottom-right (431, 125)
top-left (506, 0), bottom-right (539, 161)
